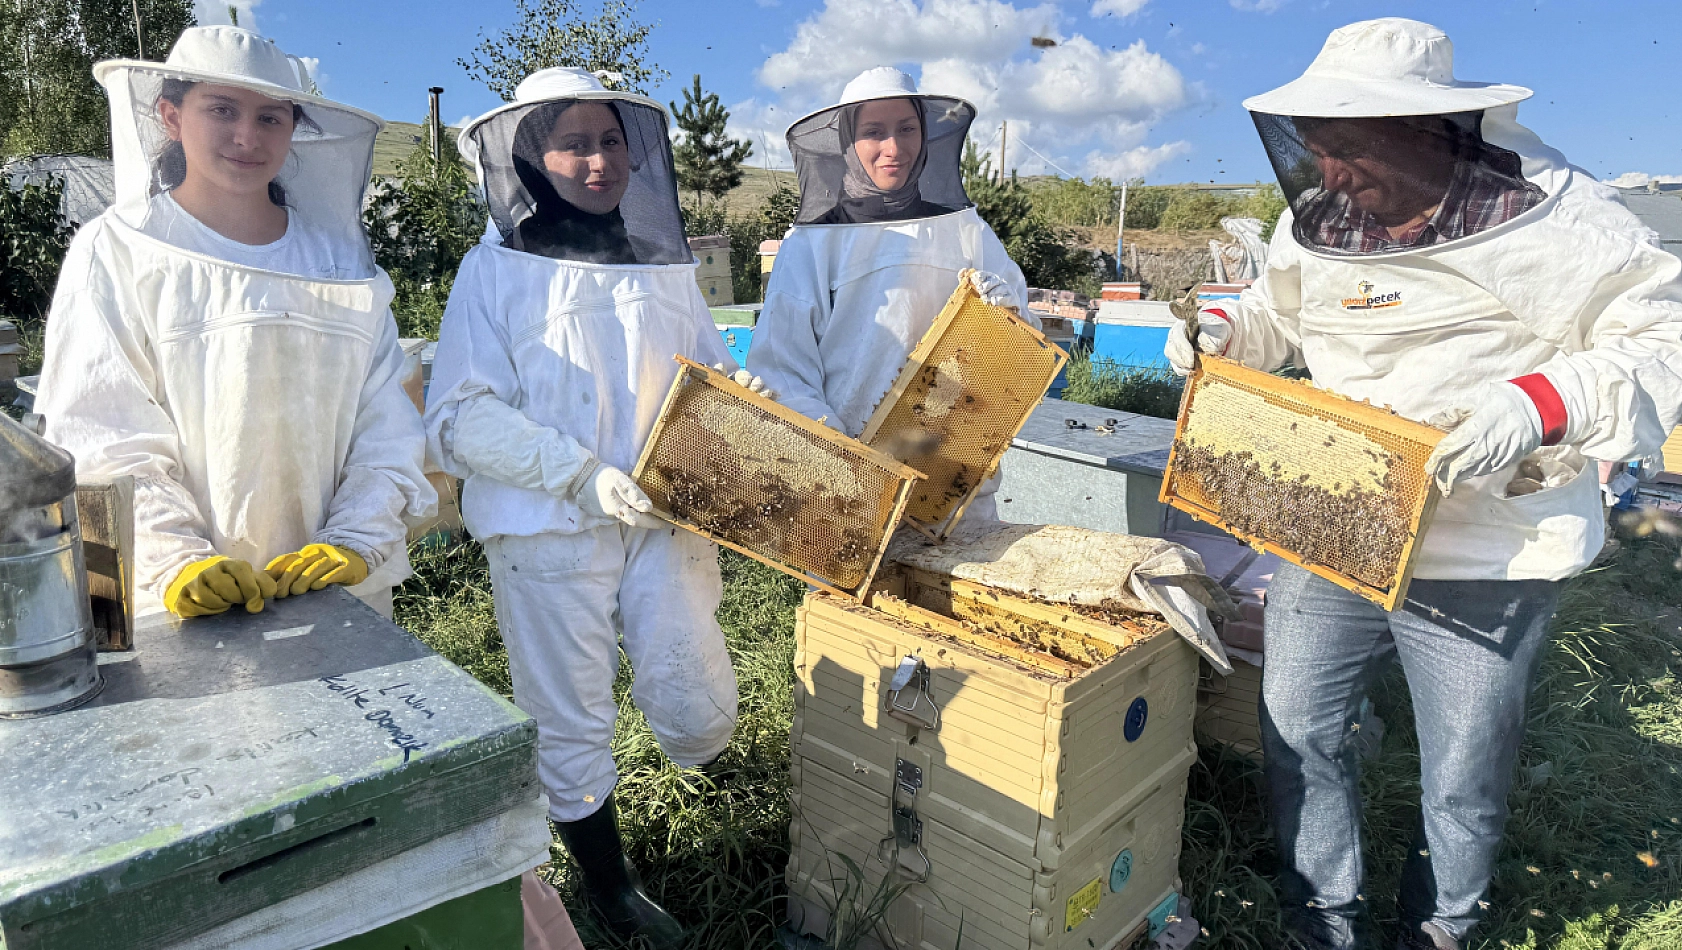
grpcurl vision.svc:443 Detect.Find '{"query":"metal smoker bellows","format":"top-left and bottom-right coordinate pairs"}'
top-left (1161, 355), bottom-right (1445, 610)
top-left (861, 270), bottom-right (1069, 537)
top-left (0, 413), bottom-right (99, 717)
top-left (633, 357), bottom-right (923, 597)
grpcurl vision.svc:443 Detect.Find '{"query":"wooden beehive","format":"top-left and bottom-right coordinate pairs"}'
top-left (75, 476), bottom-right (134, 652)
top-left (862, 272), bottom-right (1068, 538)
top-left (1161, 356), bottom-right (1445, 610)
top-left (786, 561), bottom-right (1199, 949)
top-left (1194, 656), bottom-right (1263, 762)
top-left (633, 357), bottom-right (922, 597)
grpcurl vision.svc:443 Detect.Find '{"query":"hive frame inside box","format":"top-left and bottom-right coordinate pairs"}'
top-left (1161, 355), bottom-right (1444, 611)
top-left (861, 271), bottom-right (1069, 539)
top-left (633, 357), bottom-right (923, 598)
top-left (785, 566), bottom-right (1199, 949)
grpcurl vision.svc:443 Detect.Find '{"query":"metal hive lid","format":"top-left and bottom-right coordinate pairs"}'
top-left (0, 412), bottom-right (75, 511)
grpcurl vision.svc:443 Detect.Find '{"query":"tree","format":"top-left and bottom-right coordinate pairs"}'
top-left (670, 74), bottom-right (751, 207)
top-left (0, 0), bottom-right (196, 157)
top-left (961, 141), bottom-right (1104, 295)
top-left (363, 122), bottom-right (487, 339)
top-left (459, 0), bottom-right (667, 101)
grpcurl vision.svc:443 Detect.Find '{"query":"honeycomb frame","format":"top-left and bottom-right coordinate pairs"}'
top-left (860, 270), bottom-right (1068, 538)
top-left (633, 357), bottom-right (924, 598)
top-left (1161, 355), bottom-right (1445, 611)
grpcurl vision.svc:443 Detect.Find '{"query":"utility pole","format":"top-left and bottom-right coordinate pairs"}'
top-left (998, 120), bottom-right (1008, 184)
top-left (428, 87), bottom-right (444, 175)
top-left (131, 0), bottom-right (146, 59)
top-left (1115, 181), bottom-right (1129, 279)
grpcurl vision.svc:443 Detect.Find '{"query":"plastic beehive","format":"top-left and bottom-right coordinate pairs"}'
top-left (785, 562), bottom-right (1198, 949)
top-left (633, 357), bottom-right (923, 597)
top-left (861, 272), bottom-right (1068, 537)
top-left (1161, 356), bottom-right (1445, 610)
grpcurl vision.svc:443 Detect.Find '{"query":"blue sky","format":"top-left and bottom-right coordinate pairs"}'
top-left (205, 0), bottom-right (1681, 187)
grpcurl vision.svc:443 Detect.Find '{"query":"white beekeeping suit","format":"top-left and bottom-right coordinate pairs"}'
top-left (422, 67), bottom-right (734, 947)
top-left (37, 26), bottom-right (433, 617)
top-left (1169, 21), bottom-right (1682, 582)
top-left (747, 67), bottom-right (1030, 521)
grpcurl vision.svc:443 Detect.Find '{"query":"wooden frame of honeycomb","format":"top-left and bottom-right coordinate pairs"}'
top-left (633, 357), bottom-right (925, 598)
top-left (1161, 355), bottom-right (1445, 611)
top-left (861, 270), bottom-right (1068, 539)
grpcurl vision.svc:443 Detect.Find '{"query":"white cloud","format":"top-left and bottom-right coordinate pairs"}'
top-left (1083, 141), bottom-right (1190, 181)
top-left (758, 0), bottom-right (1060, 96)
top-left (749, 0), bottom-right (1191, 180)
top-left (1605, 172), bottom-right (1682, 189)
top-left (194, 0), bottom-right (262, 30)
top-left (1090, 0), bottom-right (1149, 16)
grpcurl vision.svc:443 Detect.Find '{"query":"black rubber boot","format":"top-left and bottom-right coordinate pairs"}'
top-left (554, 793), bottom-right (686, 948)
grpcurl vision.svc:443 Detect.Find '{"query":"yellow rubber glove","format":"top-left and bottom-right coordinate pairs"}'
top-left (265, 544), bottom-right (369, 598)
top-left (164, 556), bottom-right (277, 618)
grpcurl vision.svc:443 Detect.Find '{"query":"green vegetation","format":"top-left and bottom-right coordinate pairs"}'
top-left (363, 123), bottom-right (487, 340)
top-left (671, 75), bottom-right (753, 208)
top-left (681, 183), bottom-right (798, 304)
top-left (0, 176), bottom-right (71, 376)
top-left (962, 142), bottom-right (1109, 296)
top-left (1060, 350), bottom-right (1185, 419)
top-left (1025, 177), bottom-right (1288, 240)
top-left (397, 522), bottom-right (1682, 950)
top-left (0, 0), bottom-right (196, 157)
top-left (458, 0), bottom-right (667, 99)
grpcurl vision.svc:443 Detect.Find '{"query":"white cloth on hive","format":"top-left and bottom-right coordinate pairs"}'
top-left (886, 522), bottom-right (1238, 674)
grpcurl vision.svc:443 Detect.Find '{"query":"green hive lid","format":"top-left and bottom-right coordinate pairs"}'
top-left (0, 412), bottom-right (75, 510)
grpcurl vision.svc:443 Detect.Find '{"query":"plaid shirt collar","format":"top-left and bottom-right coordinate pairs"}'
top-left (1302, 160), bottom-right (1546, 255)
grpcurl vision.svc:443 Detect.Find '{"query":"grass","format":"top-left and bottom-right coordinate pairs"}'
top-left (395, 524), bottom-right (1682, 950)
top-left (1060, 349), bottom-right (1185, 419)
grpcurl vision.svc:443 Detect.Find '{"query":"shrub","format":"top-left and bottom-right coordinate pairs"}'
top-left (364, 123), bottom-right (486, 340)
top-left (1031, 176), bottom-right (1120, 227)
top-left (0, 177), bottom-right (73, 326)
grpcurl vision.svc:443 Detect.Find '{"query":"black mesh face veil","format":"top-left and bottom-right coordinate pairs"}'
top-left (787, 95), bottom-right (975, 226)
top-left (468, 98), bottom-right (689, 265)
top-left (1252, 110), bottom-right (1546, 257)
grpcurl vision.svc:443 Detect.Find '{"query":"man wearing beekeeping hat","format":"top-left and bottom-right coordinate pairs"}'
top-left (1162, 18), bottom-right (1682, 950)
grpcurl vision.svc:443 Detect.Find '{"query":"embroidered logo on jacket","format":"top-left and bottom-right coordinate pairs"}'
top-left (1340, 281), bottom-right (1403, 311)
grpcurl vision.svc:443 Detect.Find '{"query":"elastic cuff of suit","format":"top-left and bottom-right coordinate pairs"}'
top-left (1510, 373), bottom-right (1567, 446)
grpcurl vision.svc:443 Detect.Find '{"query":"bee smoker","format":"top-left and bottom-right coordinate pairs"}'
top-left (0, 412), bottom-right (99, 717)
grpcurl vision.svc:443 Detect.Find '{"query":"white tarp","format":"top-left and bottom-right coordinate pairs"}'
top-left (3, 154), bottom-right (116, 226)
top-left (1209, 215), bottom-right (1268, 283)
top-left (887, 522), bottom-right (1240, 674)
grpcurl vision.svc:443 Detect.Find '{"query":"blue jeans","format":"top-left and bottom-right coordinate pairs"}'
top-left (1260, 563), bottom-right (1560, 948)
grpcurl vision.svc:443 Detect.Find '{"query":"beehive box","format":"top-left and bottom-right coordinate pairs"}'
top-left (1194, 656), bottom-right (1263, 761)
top-left (862, 272), bottom-right (1068, 537)
top-left (75, 476), bottom-right (135, 652)
top-left (1161, 355), bottom-right (1445, 610)
top-left (786, 562), bottom-right (1198, 949)
top-left (634, 357), bottom-right (922, 597)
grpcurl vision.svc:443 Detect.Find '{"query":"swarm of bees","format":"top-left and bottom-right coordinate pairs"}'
top-left (1173, 442), bottom-right (1411, 589)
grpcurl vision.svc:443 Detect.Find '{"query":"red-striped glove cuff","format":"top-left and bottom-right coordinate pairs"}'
top-left (1510, 373), bottom-right (1567, 446)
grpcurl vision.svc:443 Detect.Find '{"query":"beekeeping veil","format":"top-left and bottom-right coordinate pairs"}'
top-left (459, 68), bottom-right (689, 265)
top-left (787, 67), bottom-right (974, 226)
top-left (93, 25), bottom-right (382, 276)
top-left (1244, 18), bottom-right (1545, 257)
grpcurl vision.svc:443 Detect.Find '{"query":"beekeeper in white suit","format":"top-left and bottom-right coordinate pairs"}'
top-left (37, 26), bottom-right (434, 620)
top-left (748, 67), bottom-right (1030, 520)
top-left (1163, 19), bottom-right (1682, 950)
top-left (424, 67), bottom-right (758, 947)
